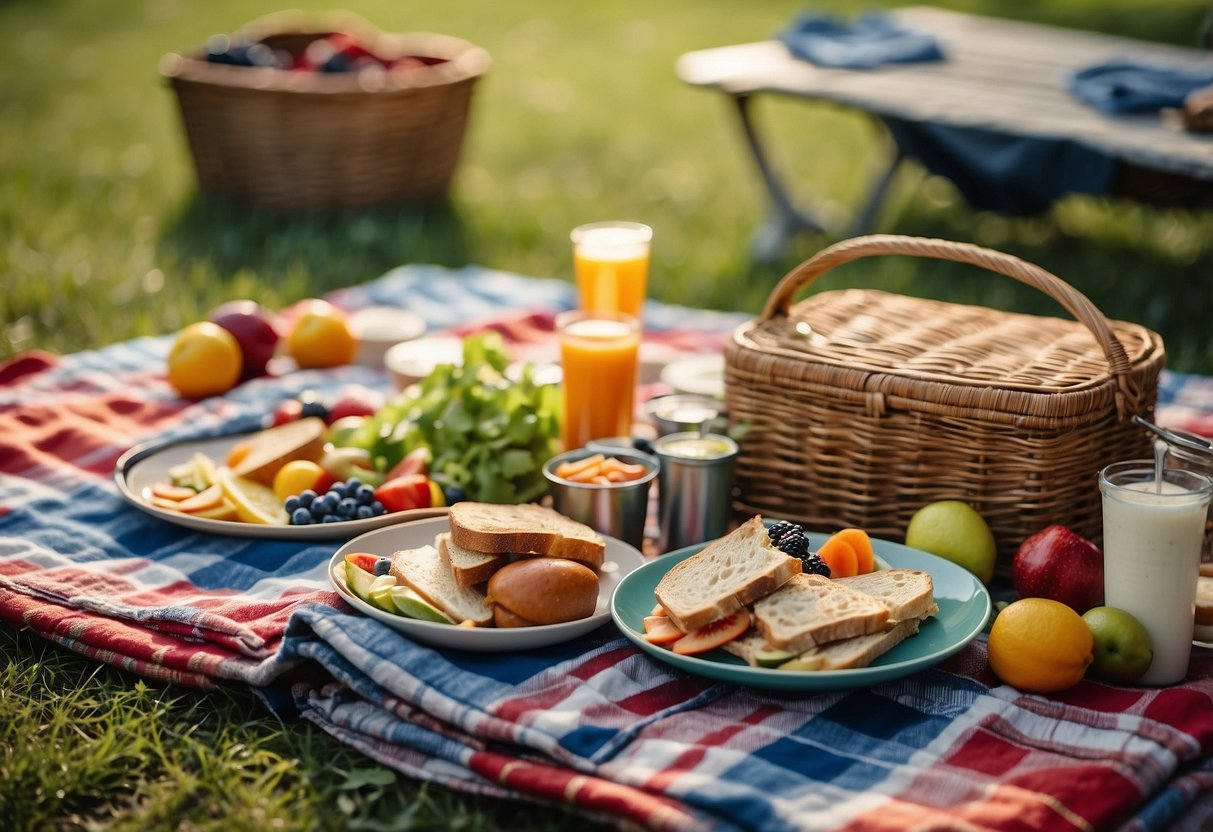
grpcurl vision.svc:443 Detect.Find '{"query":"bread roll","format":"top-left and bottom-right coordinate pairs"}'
top-left (487, 558), bottom-right (599, 626)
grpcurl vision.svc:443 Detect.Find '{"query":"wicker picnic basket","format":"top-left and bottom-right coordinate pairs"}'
top-left (160, 11), bottom-right (490, 212)
top-left (724, 235), bottom-right (1166, 576)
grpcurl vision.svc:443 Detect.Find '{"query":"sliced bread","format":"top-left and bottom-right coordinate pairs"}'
top-left (793, 617), bottom-right (923, 670)
top-left (654, 516), bottom-right (802, 633)
top-left (835, 569), bottom-right (937, 623)
top-left (389, 541), bottom-right (494, 626)
top-left (437, 532), bottom-right (506, 587)
top-left (232, 417), bottom-right (326, 485)
top-left (447, 502), bottom-right (606, 569)
top-left (723, 616), bottom-right (922, 670)
top-left (753, 573), bottom-right (889, 654)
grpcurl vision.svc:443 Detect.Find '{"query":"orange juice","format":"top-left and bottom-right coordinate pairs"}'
top-left (557, 311), bottom-right (640, 451)
top-left (571, 222), bottom-right (652, 318)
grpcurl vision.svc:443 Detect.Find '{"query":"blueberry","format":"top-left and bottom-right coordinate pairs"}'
top-left (321, 514), bottom-right (342, 523)
top-left (338, 497), bottom-right (359, 518)
top-left (284, 495), bottom-right (300, 513)
top-left (328, 483), bottom-right (347, 500)
top-left (298, 489), bottom-right (317, 508)
top-left (345, 477), bottom-right (363, 492)
top-left (321, 52), bottom-right (353, 73)
top-left (355, 505), bottom-right (375, 520)
top-left (298, 393), bottom-right (330, 422)
top-left (309, 502), bottom-right (328, 520)
top-left (355, 484), bottom-right (375, 505)
top-left (370, 500), bottom-right (385, 515)
top-left (443, 486), bottom-right (467, 505)
top-left (372, 557), bottom-right (391, 576)
top-left (320, 493), bottom-right (340, 513)
top-left (291, 507), bottom-right (313, 525)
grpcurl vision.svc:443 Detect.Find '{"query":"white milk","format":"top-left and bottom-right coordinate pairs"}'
top-left (1102, 480), bottom-right (1210, 685)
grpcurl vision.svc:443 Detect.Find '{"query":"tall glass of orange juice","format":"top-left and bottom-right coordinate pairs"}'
top-left (556, 310), bottom-right (640, 451)
top-left (571, 222), bottom-right (652, 319)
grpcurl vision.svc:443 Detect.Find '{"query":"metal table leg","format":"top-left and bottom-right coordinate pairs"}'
top-left (732, 94), bottom-right (824, 262)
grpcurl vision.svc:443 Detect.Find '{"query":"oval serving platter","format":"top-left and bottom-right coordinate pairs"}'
top-left (115, 431), bottom-right (446, 540)
top-left (611, 532), bottom-right (991, 691)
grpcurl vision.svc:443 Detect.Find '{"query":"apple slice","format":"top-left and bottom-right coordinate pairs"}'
top-left (643, 615), bottom-right (684, 646)
top-left (175, 484), bottom-right (225, 514)
top-left (151, 481), bottom-right (197, 501)
top-left (671, 611), bottom-right (751, 656)
top-left (192, 499), bottom-right (237, 521)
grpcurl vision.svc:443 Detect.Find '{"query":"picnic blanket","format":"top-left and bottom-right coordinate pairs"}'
top-left (3, 264), bottom-right (1213, 831)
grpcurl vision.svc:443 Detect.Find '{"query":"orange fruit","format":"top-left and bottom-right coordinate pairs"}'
top-left (167, 322), bottom-right (243, 399)
top-left (285, 299), bottom-right (358, 369)
top-left (827, 529), bottom-right (876, 574)
top-left (817, 535), bottom-right (859, 578)
top-left (988, 597), bottom-right (1094, 693)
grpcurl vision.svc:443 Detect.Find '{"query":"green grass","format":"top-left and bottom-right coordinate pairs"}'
top-left (2, 0), bottom-right (1211, 829)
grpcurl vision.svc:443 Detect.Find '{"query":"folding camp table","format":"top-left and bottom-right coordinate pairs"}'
top-left (676, 6), bottom-right (1213, 260)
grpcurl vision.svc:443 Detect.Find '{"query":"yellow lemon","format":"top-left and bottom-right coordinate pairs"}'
top-left (988, 597), bottom-right (1094, 693)
top-left (905, 500), bottom-right (997, 584)
top-left (167, 322), bottom-right (243, 399)
top-left (272, 459), bottom-right (326, 501)
top-left (217, 467), bottom-right (289, 525)
top-left (285, 299), bottom-right (358, 369)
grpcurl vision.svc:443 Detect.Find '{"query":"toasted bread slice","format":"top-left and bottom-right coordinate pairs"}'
top-left (723, 616), bottom-right (923, 670)
top-left (447, 502), bottom-right (606, 569)
top-left (754, 573), bottom-right (889, 653)
top-left (835, 569), bottom-right (937, 624)
top-left (232, 417), bottom-right (326, 486)
top-left (654, 516), bottom-right (802, 633)
top-left (389, 542), bottom-right (493, 626)
top-left (1197, 574), bottom-right (1213, 627)
top-left (437, 532), bottom-right (506, 588)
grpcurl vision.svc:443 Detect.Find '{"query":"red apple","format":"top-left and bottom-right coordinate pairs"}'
top-left (209, 300), bottom-right (280, 381)
top-left (1012, 525), bottom-right (1104, 613)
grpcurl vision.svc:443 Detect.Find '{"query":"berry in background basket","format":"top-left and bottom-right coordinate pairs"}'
top-left (204, 35), bottom-right (284, 68)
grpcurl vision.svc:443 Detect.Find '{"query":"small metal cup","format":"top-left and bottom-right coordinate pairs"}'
top-left (543, 449), bottom-right (658, 551)
top-left (653, 432), bottom-right (739, 553)
top-left (645, 393), bottom-right (725, 437)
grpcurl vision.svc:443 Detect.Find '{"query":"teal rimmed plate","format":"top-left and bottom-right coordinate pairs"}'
top-left (610, 533), bottom-right (991, 691)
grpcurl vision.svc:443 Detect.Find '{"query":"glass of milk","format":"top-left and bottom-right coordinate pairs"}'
top-left (1099, 461), bottom-right (1213, 685)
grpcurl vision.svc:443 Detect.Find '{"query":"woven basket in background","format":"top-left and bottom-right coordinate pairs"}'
top-left (160, 11), bottom-right (490, 212)
top-left (724, 235), bottom-right (1166, 577)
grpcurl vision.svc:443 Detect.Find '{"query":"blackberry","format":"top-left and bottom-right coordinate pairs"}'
top-left (774, 531), bottom-right (809, 559)
top-left (767, 520), bottom-right (802, 543)
top-left (800, 554), bottom-right (831, 578)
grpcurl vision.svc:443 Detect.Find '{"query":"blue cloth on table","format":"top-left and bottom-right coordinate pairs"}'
top-left (882, 118), bottom-right (1118, 215)
top-left (777, 12), bottom-right (944, 70)
top-left (1067, 59), bottom-right (1213, 114)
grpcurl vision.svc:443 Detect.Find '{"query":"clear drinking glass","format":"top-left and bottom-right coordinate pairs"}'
top-left (571, 222), bottom-right (652, 319)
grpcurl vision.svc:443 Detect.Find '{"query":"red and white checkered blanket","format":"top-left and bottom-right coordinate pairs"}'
top-left (3, 265), bottom-right (1212, 831)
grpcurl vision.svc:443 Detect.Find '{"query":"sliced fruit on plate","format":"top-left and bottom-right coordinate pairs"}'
top-left (192, 452), bottom-right (218, 489)
top-left (390, 585), bottom-right (453, 623)
top-left (191, 500), bottom-right (238, 521)
top-left (151, 482), bottom-right (197, 501)
top-left (643, 615), bottom-right (684, 646)
top-left (175, 484), bottom-right (225, 513)
top-left (755, 646), bottom-right (798, 668)
top-left (367, 574), bottom-right (400, 613)
top-left (671, 611), bottom-right (750, 656)
top-left (216, 467), bottom-right (289, 525)
top-left (344, 555), bottom-right (379, 601)
top-left (777, 654), bottom-right (825, 672)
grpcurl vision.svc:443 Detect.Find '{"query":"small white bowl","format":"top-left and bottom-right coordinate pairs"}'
top-left (349, 306), bottom-right (426, 368)
top-left (384, 336), bottom-right (465, 390)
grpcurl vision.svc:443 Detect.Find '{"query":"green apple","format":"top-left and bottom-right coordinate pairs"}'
top-left (366, 574), bottom-right (401, 614)
top-left (390, 586), bottom-right (453, 624)
top-left (1082, 606), bottom-right (1153, 683)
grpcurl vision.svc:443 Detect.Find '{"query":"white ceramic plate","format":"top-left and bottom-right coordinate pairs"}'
top-left (115, 432), bottom-right (446, 540)
top-left (330, 516), bottom-right (647, 651)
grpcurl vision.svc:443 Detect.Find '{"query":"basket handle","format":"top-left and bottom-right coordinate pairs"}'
top-left (761, 233), bottom-right (1137, 383)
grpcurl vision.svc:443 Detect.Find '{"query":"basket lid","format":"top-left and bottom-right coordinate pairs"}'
top-left (729, 236), bottom-right (1166, 422)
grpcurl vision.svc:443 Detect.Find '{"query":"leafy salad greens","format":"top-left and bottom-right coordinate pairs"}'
top-left (348, 332), bottom-right (562, 504)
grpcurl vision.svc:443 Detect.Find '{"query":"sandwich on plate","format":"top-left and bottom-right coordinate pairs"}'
top-left (647, 515), bottom-right (937, 671)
